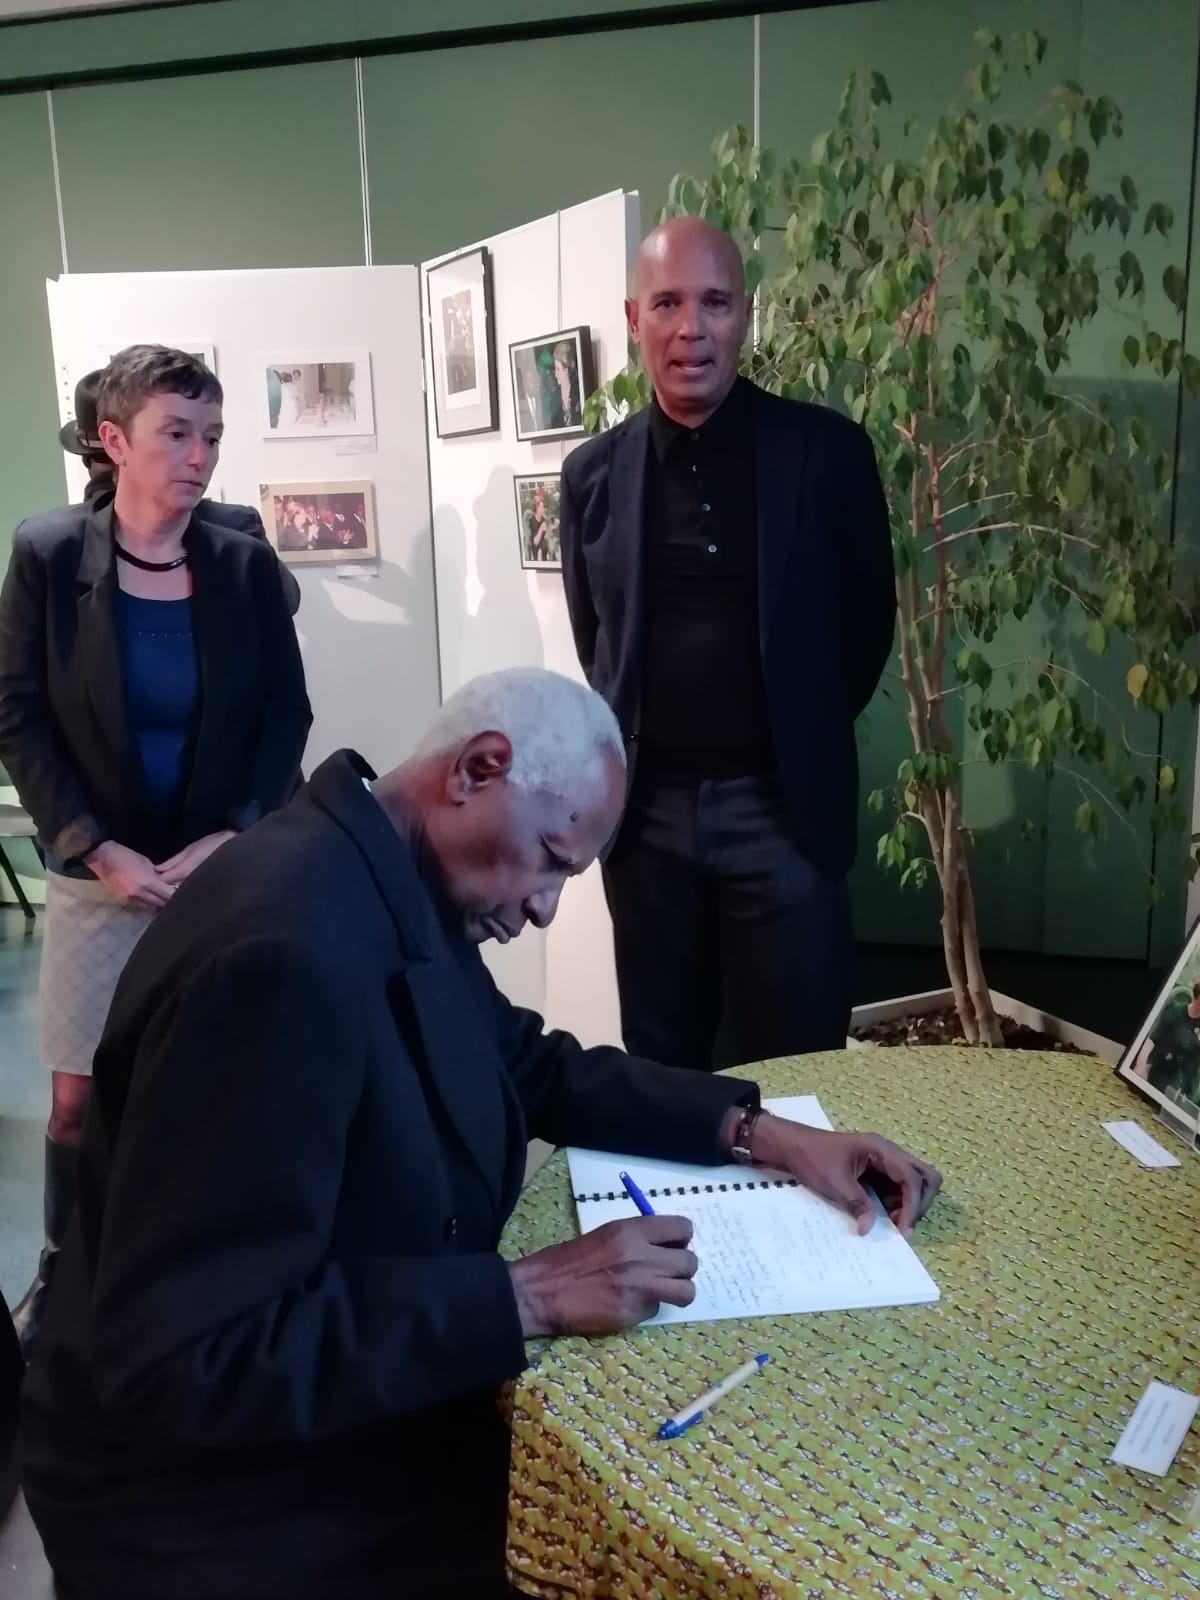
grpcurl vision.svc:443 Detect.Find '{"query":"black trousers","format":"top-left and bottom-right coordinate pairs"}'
top-left (604, 776), bottom-right (853, 1072)
top-left (31, 1401), bottom-right (517, 1600)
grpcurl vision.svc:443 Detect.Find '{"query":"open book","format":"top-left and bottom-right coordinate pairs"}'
top-left (566, 1096), bottom-right (940, 1325)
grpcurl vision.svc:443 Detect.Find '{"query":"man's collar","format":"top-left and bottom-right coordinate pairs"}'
top-left (306, 750), bottom-right (446, 960)
top-left (648, 375), bottom-right (750, 462)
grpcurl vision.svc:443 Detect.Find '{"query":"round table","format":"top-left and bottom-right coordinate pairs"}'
top-left (500, 1046), bottom-right (1200, 1598)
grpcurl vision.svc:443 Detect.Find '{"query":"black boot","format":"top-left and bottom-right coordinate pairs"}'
top-left (11, 1136), bottom-right (78, 1362)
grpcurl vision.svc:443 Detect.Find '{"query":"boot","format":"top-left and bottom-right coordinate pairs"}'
top-left (11, 1136), bottom-right (78, 1362)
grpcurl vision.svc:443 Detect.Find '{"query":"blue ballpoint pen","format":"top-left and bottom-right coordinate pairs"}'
top-left (619, 1170), bottom-right (656, 1216)
top-left (657, 1354), bottom-right (769, 1440)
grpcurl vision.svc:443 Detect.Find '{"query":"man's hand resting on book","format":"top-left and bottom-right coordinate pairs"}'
top-left (724, 1110), bottom-right (942, 1239)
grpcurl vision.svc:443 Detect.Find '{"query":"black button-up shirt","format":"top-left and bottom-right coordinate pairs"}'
top-left (639, 378), bottom-right (774, 781)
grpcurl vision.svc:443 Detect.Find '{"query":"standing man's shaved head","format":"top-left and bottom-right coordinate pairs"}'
top-left (627, 217), bottom-right (753, 428)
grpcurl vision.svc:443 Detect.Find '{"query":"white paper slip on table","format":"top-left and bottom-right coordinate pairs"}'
top-left (1111, 1381), bottom-right (1200, 1475)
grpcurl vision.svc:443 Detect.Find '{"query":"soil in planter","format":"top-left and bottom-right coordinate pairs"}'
top-left (851, 1005), bottom-right (1086, 1054)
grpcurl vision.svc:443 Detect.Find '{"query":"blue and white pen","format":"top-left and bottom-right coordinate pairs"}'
top-left (619, 1170), bottom-right (655, 1217)
top-left (657, 1354), bottom-right (769, 1440)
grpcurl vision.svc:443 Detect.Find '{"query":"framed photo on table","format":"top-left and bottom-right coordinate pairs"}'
top-left (1117, 917), bottom-right (1200, 1136)
top-left (509, 325), bottom-right (595, 442)
top-left (513, 473), bottom-right (562, 571)
top-left (426, 246), bottom-right (499, 439)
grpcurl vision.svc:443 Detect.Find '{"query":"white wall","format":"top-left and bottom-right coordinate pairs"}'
top-left (423, 191), bottom-right (639, 1046)
top-left (45, 265), bottom-right (440, 774)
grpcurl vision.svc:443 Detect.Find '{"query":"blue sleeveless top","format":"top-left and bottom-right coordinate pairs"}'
top-left (116, 592), bottom-right (198, 814)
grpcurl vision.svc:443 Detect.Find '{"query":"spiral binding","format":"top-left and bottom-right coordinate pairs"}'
top-left (576, 1177), bottom-right (800, 1203)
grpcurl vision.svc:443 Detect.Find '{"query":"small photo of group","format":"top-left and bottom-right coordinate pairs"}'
top-left (513, 473), bottom-right (562, 571)
top-left (259, 481), bottom-right (378, 566)
top-left (260, 350), bottom-right (374, 439)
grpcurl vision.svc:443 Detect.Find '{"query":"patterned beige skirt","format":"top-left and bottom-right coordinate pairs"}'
top-left (38, 871), bottom-right (157, 1077)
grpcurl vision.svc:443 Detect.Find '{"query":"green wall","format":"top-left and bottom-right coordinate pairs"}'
top-left (0, 0), bottom-right (1197, 969)
top-left (363, 16), bottom-right (753, 266)
top-left (52, 62), bottom-right (366, 273)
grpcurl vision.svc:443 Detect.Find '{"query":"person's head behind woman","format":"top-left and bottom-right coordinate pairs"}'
top-left (97, 345), bottom-right (223, 526)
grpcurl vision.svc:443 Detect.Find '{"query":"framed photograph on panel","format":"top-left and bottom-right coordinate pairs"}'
top-left (509, 325), bottom-right (595, 442)
top-left (426, 246), bottom-right (499, 439)
top-left (259, 351), bottom-right (374, 439)
top-left (513, 473), bottom-right (562, 571)
top-left (1116, 918), bottom-right (1200, 1136)
top-left (259, 481), bottom-right (378, 565)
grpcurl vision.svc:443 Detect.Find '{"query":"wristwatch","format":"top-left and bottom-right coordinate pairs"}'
top-left (730, 1105), bottom-right (765, 1166)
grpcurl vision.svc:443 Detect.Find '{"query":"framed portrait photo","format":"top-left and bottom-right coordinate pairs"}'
top-left (509, 325), bottom-right (595, 442)
top-left (426, 246), bottom-right (499, 439)
top-left (259, 480), bottom-right (378, 566)
top-left (513, 472), bottom-right (562, 571)
top-left (1116, 918), bottom-right (1200, 1137)
top-left (259, 350), bottom-right (374, 440)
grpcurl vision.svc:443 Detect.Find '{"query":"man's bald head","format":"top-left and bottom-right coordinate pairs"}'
top-left (632, 217), bottom-right (746, 300)
top-left (626, 217), bottom-right (752, 427)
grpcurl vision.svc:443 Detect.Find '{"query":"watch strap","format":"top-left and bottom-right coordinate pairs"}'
top-left (730, 1106), bottom-right (764, 1166)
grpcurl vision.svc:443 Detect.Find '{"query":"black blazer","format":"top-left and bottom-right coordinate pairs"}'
top-left (560, 382), bottom-right (896, 879)
top-left (21, 750), bottom-right (754, 1598)
top-left (0, 500), bottom-right (312, 866)
top-left (85, 478), bottom-right (302, 616)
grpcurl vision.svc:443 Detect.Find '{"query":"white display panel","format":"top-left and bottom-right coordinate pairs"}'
top-left (45, 264), bottom-right (439, 776)
top-left (423, 190), bottom-right (639, 1047)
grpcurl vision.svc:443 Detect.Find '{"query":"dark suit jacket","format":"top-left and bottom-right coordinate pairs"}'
top-left (0, 500), bottom-right (312, 867)
top-left (85, 477), bottom-right (302, 616)
top-left (21, 750), bottom-right (754, 1599)
top-left (560, 382), bottom-right (896, 879)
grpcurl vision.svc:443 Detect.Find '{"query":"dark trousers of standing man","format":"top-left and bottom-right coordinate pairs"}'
top-left (603, 775), bottom-right (853, 1073)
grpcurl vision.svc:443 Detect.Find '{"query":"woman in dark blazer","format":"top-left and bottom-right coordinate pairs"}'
top-left (0, 345), bottom-right (311, 1355)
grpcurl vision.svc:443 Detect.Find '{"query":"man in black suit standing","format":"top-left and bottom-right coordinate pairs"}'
top-left (560, 218), bottom-right (896, 1071)
top-left (21, 666), bottom-right (940, 1600)
top-left (60, 369), bottom-right (301, 616)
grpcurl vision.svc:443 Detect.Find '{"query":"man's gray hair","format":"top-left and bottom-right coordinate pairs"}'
top-left (416, 668), bottom-right (625, 798)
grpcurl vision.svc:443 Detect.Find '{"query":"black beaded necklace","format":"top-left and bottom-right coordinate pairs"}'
top-left (115, 543), bottom-right (188, 573)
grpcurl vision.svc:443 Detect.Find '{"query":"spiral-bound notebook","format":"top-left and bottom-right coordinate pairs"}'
top-left (567, 1096), bottom-right (940, 1325)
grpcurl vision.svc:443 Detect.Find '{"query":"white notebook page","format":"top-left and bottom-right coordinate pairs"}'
top-left (567, 1096), bottom-right (939, 1325)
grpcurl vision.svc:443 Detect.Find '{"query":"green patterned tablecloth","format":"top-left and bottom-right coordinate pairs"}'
top-left (501, 1047), bottom-right (1200, 1599)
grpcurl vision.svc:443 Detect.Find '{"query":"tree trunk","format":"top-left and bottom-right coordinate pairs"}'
top-left (925, 782), bottom-right (1003, 1047)
top-left (955, 851), bottom-right (1003, 1046)
top-left (931, 787), bottom-right (978, 1044)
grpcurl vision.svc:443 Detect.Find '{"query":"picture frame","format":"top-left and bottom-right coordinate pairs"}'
top-left (509, 325), bottom-right (595, 443)
top-left (426, 246), bottom-right (499, 439)
top-left (1116, 917), bottom-right (1200, 1137)
top-left (259, 350), bottom-right (375, 440)
top-left (513, 472), bottom-right (562, 571)
top-left (259, 480), bottom-right (378, 566)
top-left (96, 342), bottom-right (217, 375)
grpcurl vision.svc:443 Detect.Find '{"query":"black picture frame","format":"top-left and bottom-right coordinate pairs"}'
top-left (426, 245), bottom-right (499, 439)
top-left (509, 325), bottom-right (596, 443)
top-left (513, 472), bottom-right (562, 571)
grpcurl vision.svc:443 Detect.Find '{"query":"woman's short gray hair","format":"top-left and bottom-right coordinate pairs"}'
top-left (416, 668), bottom-right (625, 799)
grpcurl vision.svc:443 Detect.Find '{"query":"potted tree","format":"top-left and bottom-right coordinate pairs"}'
top-left (587, 29), bottom-right (1200, 1048)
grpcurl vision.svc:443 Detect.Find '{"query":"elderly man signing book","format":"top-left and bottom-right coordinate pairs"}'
top-left (22, 667), bottom-right (941, 1600)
